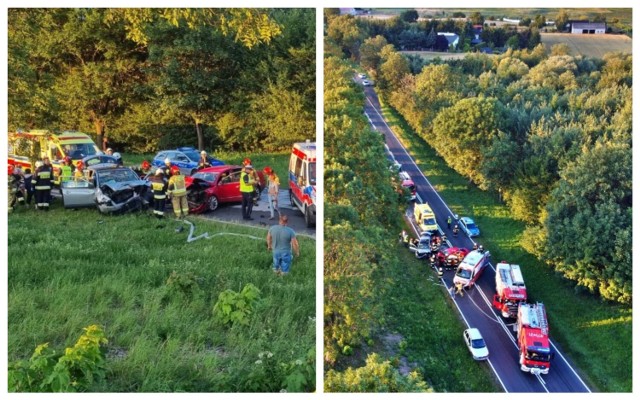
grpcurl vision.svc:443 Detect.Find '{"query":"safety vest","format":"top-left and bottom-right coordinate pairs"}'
top-left (168, 174), bottom-right (187, 196)
top-left (240, 171), bottom-right (255, 193)
top-left (151, 179), bottom-right (167, 200)
top-left (61, 165), bottom-right (73, 183)
top-left (32, 166), bottom-right (53, 190)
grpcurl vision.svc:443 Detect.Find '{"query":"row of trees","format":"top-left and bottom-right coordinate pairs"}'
top-left (347, 32), bottom-right (632, 303)
top-left (324, 56), bottom-right (430, 391)
top-left (8, 8), bottom-right (315, 153)
top-left (325, 11), bottom-right (541, 57)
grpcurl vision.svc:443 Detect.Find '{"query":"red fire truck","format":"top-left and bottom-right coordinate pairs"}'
top-left (517, 302), bottom-right (553, 375)
top-left (288, 140), bottom-right (316, 227)
top-left (492, 262), bottom-right (527, 318)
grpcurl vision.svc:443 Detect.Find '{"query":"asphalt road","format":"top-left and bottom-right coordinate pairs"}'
top-left (198, 189), bottom-right (316, 239)
top-left (360, 77), bottom-right (591, 393)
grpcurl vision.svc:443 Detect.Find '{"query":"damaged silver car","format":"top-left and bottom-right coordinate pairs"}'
top-left (61, 155), bottom-right (151, 214)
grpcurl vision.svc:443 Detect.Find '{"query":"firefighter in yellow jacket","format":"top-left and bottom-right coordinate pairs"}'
top-left (167, 165), bottom-right (188, 221)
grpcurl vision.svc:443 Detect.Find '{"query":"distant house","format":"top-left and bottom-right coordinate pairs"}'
top-left (571, 22), bottom-right (606, 34)
top-left (471, 25), bottom-right (483, 45)
top-left (339, 8), bottom-right (356, 16)
top-left (437, 32), bottom-right (459, 48)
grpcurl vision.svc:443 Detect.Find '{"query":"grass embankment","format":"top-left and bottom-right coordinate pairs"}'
top-left (8, 192), bottom-right (315, 391)
top-left (377, 96), bottom-right (631, 392)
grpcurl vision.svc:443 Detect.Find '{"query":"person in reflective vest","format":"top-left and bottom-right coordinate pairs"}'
top-left (243, 158), bottom-right (261, 204)
top-left (150, 168), bottom-right (168, 219)
top-left (32, 160), bottom-right (54, 211)
top-left (74, 161), bottom-right (85, 180)
top-left (167, 165), bottom-right (188, 220)
top-left (60, 156), bottom-right (74, 184)
top-left (240, 164), bottom-right (256, 220)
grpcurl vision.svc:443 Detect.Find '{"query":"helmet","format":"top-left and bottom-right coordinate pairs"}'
top-left (35, 161), bottom-right (44, 168)
top-left (164, 157), bottom-right (171, 165)
top-left (263, 166), bottom-right (272, 175)
top-left (8, 164), bottom-right (15, 175)
top-left (201, 150), bottom-right (207, 155)
top-left (454, 214), bottom-right (459, 220)
top-left (142, 160), bottom-right (151, 170)
top-left (243, 158), bottom-right (251, 166)
top-left (478, 245), bottom-right (484, 252)
top-left (106, 148), bottom-right (113, 153)
top-left (64, 156), bottom-right (71, 163)
top-left (170, 165), bottom-right (180, 175)
top-left (155, 168), bottom-right (164, 176)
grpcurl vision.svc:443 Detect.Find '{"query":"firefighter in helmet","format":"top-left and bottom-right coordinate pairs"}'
top-left (8, 165), bottom-right (20, 213)
top-left (167, 165), bottom-right (188, 226)
top-left (162, 158), bottom-right (172, 176)
top-left (150, 167), bottom-right (168, 220)
top-left (198, 150), bottom-right (211, 170)
top-left (32, 160), bottom-right (54, 211)
top-left (141, 160), bottom-right (152, 176)
top-left (243, 158), bottom-right (261, 204)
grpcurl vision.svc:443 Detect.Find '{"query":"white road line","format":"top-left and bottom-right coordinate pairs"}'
top-left (370, 94), bottom-right (588, 393)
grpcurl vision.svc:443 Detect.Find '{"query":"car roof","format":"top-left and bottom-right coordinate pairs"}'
top-left (466, 328), bottom-right (483, 339)
top-left (196, 165), bottom-right (240, 173)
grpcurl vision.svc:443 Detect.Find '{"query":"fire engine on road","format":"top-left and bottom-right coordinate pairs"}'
top-left (492, 262), bottom-right (528, 318)
top-left (517, 302), bottom-right (553, 375)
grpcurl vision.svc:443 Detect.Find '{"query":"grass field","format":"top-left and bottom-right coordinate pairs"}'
top-left (376, 94), bottom-right (632, 392)
top-left (7, 152), bottom-right (316, 391)
top-left (541, 32), bottom-right (631, 58)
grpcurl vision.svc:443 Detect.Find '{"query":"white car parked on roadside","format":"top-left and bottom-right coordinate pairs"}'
top-left (463, 328), bottom-right (489, 361)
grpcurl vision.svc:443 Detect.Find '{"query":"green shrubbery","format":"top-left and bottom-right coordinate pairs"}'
top-left (213, 283), bottom-right (261, 326)
top-left (9, 325), bottom-right (108, 392)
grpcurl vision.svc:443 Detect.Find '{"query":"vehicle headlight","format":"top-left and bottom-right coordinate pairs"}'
top-left (96, 189), bottom-right (110, 203)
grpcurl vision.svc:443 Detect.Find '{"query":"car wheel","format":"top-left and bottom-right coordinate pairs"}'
top-left (304, 205), bottom-right (314, 228)
top-left (208, 195), bottom-right (219, 211)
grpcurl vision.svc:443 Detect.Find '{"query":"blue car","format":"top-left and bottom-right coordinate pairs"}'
top-left (459, 216), bottom-right (480, 237)
top-left (151, 147), bottom-right (224, 176)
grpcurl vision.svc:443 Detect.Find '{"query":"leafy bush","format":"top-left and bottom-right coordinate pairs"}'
top-left (212, 283), bottom-right (261, 326)
top-left (165, 270), bottom-right (203, 298)
top-left (325, 353), bottom-right (431, 392)
top-left (9, 325), bottom-right (108, 392)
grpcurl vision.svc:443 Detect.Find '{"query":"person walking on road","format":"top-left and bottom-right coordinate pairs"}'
top-left (267, 214), bottom-right (300, 276)
top-left (447, 215), bottom-right (452, 229)
top-left (455, 282), bottom-right (465, 297)
top-left (264, 166), bottom-right (280, 220)
top-left (240, 164), bottom-right (256, 220)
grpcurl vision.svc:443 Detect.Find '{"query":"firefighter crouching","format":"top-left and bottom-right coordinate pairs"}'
top-left (150, 168), bottom-right (168, 219)
top-left (167, 165), bottom-right (188, 220)
top-left (32, 160), bottom-right (54, 211)
top-left (8, 165), bottom-right (21, 212)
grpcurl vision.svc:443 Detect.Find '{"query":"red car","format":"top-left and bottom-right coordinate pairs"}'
top-left (185, 165), bottom-right (266, 214)
top-left (437, 247), bottom-right (470, 270)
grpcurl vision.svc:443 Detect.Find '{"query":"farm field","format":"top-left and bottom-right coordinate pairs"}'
top-left (541, 33), bottom-right (631, 58)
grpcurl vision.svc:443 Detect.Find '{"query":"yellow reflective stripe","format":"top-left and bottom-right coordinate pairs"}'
top-left (35, 186), bottom-right (51, 190)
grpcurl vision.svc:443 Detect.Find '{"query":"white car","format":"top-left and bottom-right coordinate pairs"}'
top-left (463, 328), bottom-right (489, 361)
top-left (358, 73), bottom-right (366, 79)
top-left (362, 79), bottom-right (372, 86)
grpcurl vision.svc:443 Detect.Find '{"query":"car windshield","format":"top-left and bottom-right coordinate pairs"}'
top-left (456, 268), bottom-right (472, 279)
top-left (308, 162), bottom-right (316, 186)
top-left (96, 168), bottom-right (140, 184)
top-left (64, 143), bottom-right (98, 159)
top-left (182, 150), bottom-right (200, 162)
top-left (471, 338), bottom-right (486, 349)
top-left (192, 171), bottom-right (219, 183)
top-left (467, 223), bottom-right (477, 230)
top-left (424, 217), bottom-right (436, 226)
